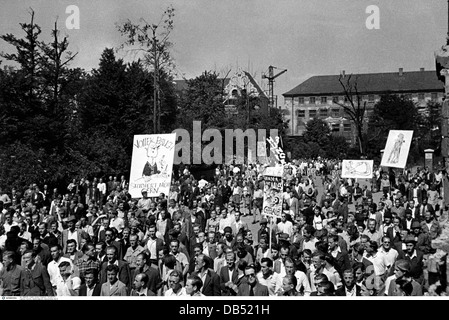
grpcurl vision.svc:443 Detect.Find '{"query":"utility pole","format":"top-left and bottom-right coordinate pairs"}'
top-left (153, 28), bottom-right (158, 134)
top-left (262, 65), bottom-right (287, 109)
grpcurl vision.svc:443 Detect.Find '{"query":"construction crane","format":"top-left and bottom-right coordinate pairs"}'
top-left (262, 65), bottom-right (287, 108)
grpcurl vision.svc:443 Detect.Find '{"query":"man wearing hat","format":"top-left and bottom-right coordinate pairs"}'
top-left (399, 235), bottom-right (424, 284)
top-left (137, 189), bottom-right (151, 212)
top-left (385, 259), bottom-right (423, 296)
top-left (410, 221), bottom-right (432, 254)
top-left (61, 215), bottom-right (86, 252)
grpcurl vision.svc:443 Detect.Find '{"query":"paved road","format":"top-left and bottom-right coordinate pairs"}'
top-left (241, 176), bottom-right (383, 245)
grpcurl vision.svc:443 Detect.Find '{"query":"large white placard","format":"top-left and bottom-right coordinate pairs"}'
top-left (380, 130), bottom-right (414, 169)
top-left (341, 160), bottom-right (374, 179)
top-left (129, 133), bottom-right (176, 198)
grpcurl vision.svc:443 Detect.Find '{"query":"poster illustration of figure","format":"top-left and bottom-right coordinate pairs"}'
top-left (129, 133), bottom-right (176, 198)
top-left (380, 130), bottom-right (413, 169)
top-left (341, 160), bottom-right (373, 179)
top-left (262, 166), bottom-right (284, 218)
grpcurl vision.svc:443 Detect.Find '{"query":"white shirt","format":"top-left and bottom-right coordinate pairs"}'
top-left (47, 257), bottom-right (72, 286)
top-left (257, 271), bottom-right (281, 296)
top-left (277, 220), bottom-right (293, 238)
top-left (275, 270), bottom-right (311, 296)
top-left (97, 183), bottom-right (107, 195)
top-left (67, 229), bottom-right (78, 244)
top-left (87, 286), bottom-right (94, 296)
top-left (55, 276), bottom-right (81, 296)
top-left (165, 287), bottom-right (187, 296)
top-left (378, 247), bottom-right (398, 269)
top-left (364, 252), bottom-right (388, 276)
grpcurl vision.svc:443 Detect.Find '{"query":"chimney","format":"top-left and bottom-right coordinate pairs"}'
top-left (399, 68), bottom-right (403, 76)
top-left (420, 67), bottom-right (425, 72)
top-left (341, 70), bottom-right (345, 78)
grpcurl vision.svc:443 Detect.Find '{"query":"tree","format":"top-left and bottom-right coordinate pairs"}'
top-left (366, 94), bottom-right (422, 160)
top-left (335, 74), bottom-right (367, 156)
top-left (303, 118), bottom-right (330, 148)
top-left (117, 5), bottom-right (176, 134)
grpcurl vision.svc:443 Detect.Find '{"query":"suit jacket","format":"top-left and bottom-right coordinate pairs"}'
top-left (335, 284), bottom-right (362, 296)
top-left (415, 204), bottom-right (434, 219)
top-left (193, 269), bottom-right (221, 296)
top-left (100, 260), bottom-right (132, 290)
top-left (237, 282), bottom-right (269, 296)
top-left (132, 265), bottom-right (161, 294)
top-left (219, 266), bottom-right (239, 296)
top-left (61, 229), bottom-right (87, 252)
top-left (386, 227), bottom-right (401, 244)
top-left (79, 283), bottom-right (101, 296)
top-left (289, 197), bottom-right (300, 216)
top-left (398, 249), bottom-right (425, 282)
top-left (332, 250), bottom-right (351, 276)
top-left (100, 280), bottom-right (128, 296)
top-left (401, 218), bottom-right (419, 231)
top-left (22, 262), bottom-right (54, 296)
top-left (130, 288), bottom-right (155, 296)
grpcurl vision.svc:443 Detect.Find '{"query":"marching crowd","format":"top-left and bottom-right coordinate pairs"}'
top-left (0, 158), bottom-right (448, 297)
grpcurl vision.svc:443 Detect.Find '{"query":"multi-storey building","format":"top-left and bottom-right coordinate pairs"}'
top-left (282, 68), bottom-right (444, 144)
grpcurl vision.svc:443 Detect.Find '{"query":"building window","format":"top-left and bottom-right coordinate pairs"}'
top-left (331, 108), bottom-right (340, 117)
top-left (418, 93), bottom-right (425, 100)
top-left (309, 97), bottom-right (316, 104)
top-left (343, 123), bottom-right (351, 132)
top-left (309, 109), bottom-right (317, 118)
top-left (368, 94), bottom-right (374, 102)
top-left (321, 97), bottom-right (327, 104)
top-left (332, 96), bottom-right (339, 103)
top-left (331, 124), bottom-right (340, 132)
top-left (431, 93), bottom-right (438, 101)
top-left (319, 108), bottom-right (328, 117)
top-left (296, 109), bottom-right (305, 117)
top-left (298, 97), bottom-right (305, 104)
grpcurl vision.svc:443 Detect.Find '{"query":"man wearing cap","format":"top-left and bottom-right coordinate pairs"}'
top-left (257, 218), bottom-right (270, 244)
top-left (137, 189), bottom-right (152, 212)
top-left (385, 259), bottom-right (423, 296)
top-left (399, 235), bottom-right (424, 284)
top-left (410, 221), bottom-right (432, 254)
top-left (61, 215), bottom-right (85, 252)
top-left (420, 210), bottom-right (441, 240)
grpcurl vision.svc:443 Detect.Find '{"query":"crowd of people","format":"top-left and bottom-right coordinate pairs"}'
top-left (0, 158), bottom-right (448, 297)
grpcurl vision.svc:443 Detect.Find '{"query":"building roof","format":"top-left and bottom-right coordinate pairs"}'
top-left (283, 69), bottom-right (444, 97)
top-left (243, 71), bottom-right (269, 100)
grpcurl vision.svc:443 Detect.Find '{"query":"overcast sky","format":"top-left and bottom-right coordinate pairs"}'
top-left (1, 0), bottom-right (448, 104)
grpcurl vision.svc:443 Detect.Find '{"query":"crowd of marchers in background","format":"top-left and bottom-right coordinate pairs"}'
top-left (0, 158), bottom-right (448, 297)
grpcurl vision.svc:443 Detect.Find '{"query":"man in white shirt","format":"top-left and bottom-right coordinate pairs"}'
top-left (164, 270), bottom-right (187, 296)
top-left (277, 213), bottom-right (293, 239)
top-left (257, 257), bottom-right (281, 296)
top-left (55, 261), bottom-right (81, 296)
top-left (47, 244), bottom-right (73, 291)
top-left (378, 236), bottom-right (398, 269)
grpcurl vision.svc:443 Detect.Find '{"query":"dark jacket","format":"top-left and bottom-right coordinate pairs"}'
top-left (22, 262), bottom-right (54, 296)
top-left (192, 269), bottom-right (221, 296)
top-left (79, 283), bottom-right (101, 296)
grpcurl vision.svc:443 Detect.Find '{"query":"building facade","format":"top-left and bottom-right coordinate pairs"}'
top-left (282, 68), bottom-right (445, 144)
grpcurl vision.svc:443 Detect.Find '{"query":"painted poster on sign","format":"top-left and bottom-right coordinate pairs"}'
top-left (341, 160), bottom-right (374, 179)
top-left (380, 130), bottom-right (413, 169)
top-left (262, 166), bottom-right (284, 218)
top-left (129, 133), bottom-right (176, 198)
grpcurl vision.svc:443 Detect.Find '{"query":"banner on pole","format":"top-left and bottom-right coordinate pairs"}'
top-left (129, 133), bottom-right (176, 198)
top-left (262, 166), bottom-right (284, 218)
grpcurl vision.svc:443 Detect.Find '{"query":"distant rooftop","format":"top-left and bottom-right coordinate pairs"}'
top-left (283, 68), bottom-right (444, 97)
